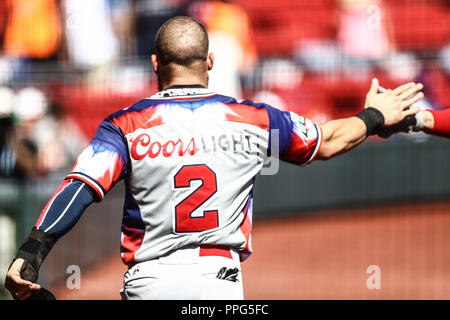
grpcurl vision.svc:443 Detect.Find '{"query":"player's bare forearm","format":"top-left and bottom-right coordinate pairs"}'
top-left (421, 110), bottom-right (435, 132)
top-left (317, 117), bottom-right (367, 160)
top-left (423, 109), bottom-right (450, 138)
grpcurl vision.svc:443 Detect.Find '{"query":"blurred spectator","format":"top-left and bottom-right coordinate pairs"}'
top-left (294, 39), bottom-right (342, 76)
top-left (337, 0), bottom-right (421, 81)
top-left (2, 0), bottom-right (62, 60)
top-left (12, 87), bottom-right (86, 179)
top-left (0, 86), bottom-right (15, 177)
top-left (295, 0), bottom-right (421, 83)
top-left (252, 59), bottom-right (303, 111)
top-left (133, 0), bottom-right (189, 57)
top-left (110, 0), bottom-right (137, 59)
top-left (189, 0), bottom-right (258, 98)
top-left (61, 0), bottom-right (119, 70)
top-left (34, 102), bottom-right (88, 176)
top-left (337, 0), bottom-right (392, 63)
top-left (13, 87), bottom-right (50, 178)
top-left (295, 0), bottom-right (389, 77)
top-left (336, 0), bottom-right (393, 79)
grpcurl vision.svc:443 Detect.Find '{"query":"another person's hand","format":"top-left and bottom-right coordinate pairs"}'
top-left (4, 258), bottom-right (41, 300)
top-left (378, 110), bottom-right (436, 139)
top-left (364, 78), bottom-right (424, 127)
top-left (377, 114), bottom-right (418, 138)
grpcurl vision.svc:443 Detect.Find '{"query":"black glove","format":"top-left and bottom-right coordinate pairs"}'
top-left (15, 228), bottom-right (58, 300)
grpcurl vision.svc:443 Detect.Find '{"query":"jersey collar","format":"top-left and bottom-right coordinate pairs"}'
top-left (149, 85), bottom-right (215, 100)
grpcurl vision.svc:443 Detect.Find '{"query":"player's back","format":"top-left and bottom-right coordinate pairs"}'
top-left (68, 87), bottom-right (322, 265)
top-left (117, 88), bottom-right (269, 263)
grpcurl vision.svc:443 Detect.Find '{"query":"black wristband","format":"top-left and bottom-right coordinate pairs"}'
top-left (15, 227), bottom-right (58, 282)
top-left (355, 107), bottom-right (385, 136)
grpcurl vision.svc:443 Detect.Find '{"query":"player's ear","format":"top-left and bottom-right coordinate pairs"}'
top-left (207, 52), bottom-right (214, 71)
top-left (151, 54), bottom-right (159, 73)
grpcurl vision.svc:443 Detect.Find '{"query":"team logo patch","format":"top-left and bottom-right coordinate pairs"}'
top-left (290, 112), bottom-right (308, 139)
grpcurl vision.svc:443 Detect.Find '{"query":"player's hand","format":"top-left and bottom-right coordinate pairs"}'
top-left (4, 258), bottom-right (41, 300)
top-left (377, 115), bottom-right (417, 138)
top-left (364, 78), bottom-right (424, 127)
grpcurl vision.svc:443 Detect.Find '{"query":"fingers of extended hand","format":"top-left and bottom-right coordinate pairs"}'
top-left (392, 82), bottom-right (416, 96)
top-left (402, 107), bottom-right (420, 118)
top-left (398, 83), bottom-right (423, 101)
top-left (401, 91), bottom-right (424, 109)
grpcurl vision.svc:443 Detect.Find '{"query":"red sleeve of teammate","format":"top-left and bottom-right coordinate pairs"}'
top-left (429, 109), bottom-right (450, 138)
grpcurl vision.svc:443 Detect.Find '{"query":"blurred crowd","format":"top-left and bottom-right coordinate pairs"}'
top-left (0, 0), bottom-right (258, 181)
top-left (0, 0), bottom-right (449, 181)
top-left (0, 86), bottom-right (86, 180)
top-left (249, 0), bottom-right (450, 123)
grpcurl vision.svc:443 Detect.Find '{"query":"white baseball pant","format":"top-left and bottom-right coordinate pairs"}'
top-left (120, 244), bottom-right (244, 300)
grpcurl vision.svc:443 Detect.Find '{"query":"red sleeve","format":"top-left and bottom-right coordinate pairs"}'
top-left (429, 109), bottom-right (450, 139)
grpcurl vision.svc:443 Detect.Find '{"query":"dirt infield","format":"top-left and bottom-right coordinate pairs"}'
top-left (50, 200), bottom-right (450, 299)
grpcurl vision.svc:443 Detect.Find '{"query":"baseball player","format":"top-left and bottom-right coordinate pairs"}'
top-left (5, 16), bottom-right (424, 300)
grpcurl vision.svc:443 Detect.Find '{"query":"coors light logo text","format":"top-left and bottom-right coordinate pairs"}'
top-left (130, 133), bottom-right (198, 160)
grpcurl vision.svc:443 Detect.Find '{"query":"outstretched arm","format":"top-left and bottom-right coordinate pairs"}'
top-left (317, 117), bottom-right (367, 160)
top-left (317, 79), bottom-right (423, 160)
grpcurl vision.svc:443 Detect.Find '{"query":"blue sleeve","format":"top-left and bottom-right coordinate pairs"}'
top-left (35, 179), bottom-right (95, 238)
top-left (264, 104), bottom-right (322, 166)
top-left (264, 104), bottom-right (296, 155)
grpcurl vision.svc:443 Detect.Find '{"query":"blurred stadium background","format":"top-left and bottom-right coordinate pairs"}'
top-left (1, 0), bottom-right (450, 300)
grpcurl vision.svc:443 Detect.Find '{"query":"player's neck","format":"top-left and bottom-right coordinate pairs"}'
top-left (165, 84), bottom-right (206, 90)
top-left (160, 75), bottom-right (208, 91)
top-left (157, 63), bottom-right (208, 91)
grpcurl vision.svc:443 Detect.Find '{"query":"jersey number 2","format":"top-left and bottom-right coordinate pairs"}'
top-left (174, 164), bottom-right (219, 233)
